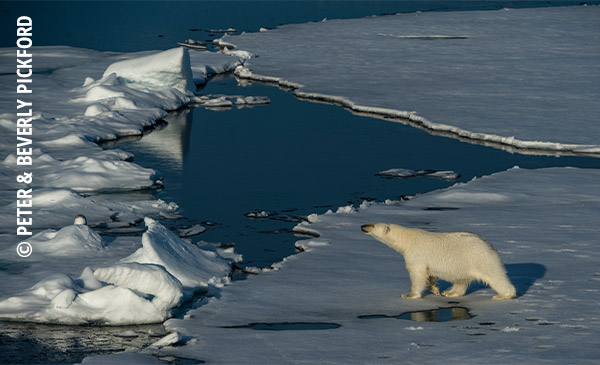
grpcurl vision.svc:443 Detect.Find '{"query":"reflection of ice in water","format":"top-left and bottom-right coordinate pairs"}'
top-left (133, 108), bottom-right (193, 170)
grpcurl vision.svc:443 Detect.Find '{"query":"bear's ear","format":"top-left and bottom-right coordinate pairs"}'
top-left (384, 225), bottom-right (391, 234)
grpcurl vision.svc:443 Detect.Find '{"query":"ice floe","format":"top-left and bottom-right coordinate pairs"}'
top-left (225, 6), bottom-right (600, 155)
top-left (178, 224), bottom-right (206, 238)
top-left (191, 94), bottom-right (270, 108)
top-left (377, 168), bottom-right (460, 181)
top-left (150, 167), bottom-right (600, 363)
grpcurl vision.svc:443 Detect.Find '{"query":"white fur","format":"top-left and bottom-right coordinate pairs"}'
top-left (361, 223), bottom-right (516, 300)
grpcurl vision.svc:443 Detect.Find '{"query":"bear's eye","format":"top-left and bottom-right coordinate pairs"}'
top-left (384, 225), bottom-right (390, 234)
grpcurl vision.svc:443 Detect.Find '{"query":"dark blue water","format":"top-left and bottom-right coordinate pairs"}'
top-left (2, 1), bottom-right (597, 51)
top-left (110, 76), bottom-right (600, 268)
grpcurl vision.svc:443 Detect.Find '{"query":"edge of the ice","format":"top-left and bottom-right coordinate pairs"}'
top-left (233, 66), bottom-right (600, 157)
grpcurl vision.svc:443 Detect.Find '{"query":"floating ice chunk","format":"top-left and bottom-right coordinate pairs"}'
top-left (147, 331), bottom-right (187, 349)
top-left (122, 218), bottom-right (231, 288)
top-left (192, 94), bottom-right (269, 108)
top-left (235, 95), bottom-right (270, 105)
top-left (377, 168), bottom-right (460, 181)
top-left (206, 28), bottom-right (237, 34)
top-left (201, 96), bottom-right (232, 108)
top-left (103, 48), bottom-right (195, 93)
top-left (29, 224), bottom-right (105, 256)
top-left (178, 224), bottom-right (206, 237)
top-left (244, 210), bottom-right (274, 218)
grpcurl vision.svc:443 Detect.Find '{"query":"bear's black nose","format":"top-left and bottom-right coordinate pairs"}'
top-left (361, 224), bottom-right (373, 233)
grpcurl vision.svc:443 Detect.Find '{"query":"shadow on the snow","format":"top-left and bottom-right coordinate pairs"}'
top-left (505, 262), bottom-right (547, 297)
top-left (462, 262), bottom-right (546, 297)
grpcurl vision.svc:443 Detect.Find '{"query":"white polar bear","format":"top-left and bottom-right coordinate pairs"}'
top-left (361, 223), bottom-right (516, 300)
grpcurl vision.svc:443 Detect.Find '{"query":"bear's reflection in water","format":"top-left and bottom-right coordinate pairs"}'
top-left (359, 306), bottom-right (473, 323)
top-left (407, 307), bottom-right (472, 322)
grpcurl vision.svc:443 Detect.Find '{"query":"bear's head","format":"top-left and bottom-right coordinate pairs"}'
top-left (361, 223), bottom-right (390, 237)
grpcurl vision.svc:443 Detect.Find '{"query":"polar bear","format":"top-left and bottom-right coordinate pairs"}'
top-left (361, 223), bottom-right (516, 300)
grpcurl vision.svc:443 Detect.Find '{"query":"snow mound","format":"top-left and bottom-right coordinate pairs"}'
top-left (29, 224), bottom-right (105, 256)
top-left (0, 267), bottom-right (169, 324)
top-left (94, 262), bottom-right (183, 311)
top-left (103, 48), bottom-right (195, 94)
top-left (0, 219), bottom-right (234, 324)
top-left (123, 218), bottom-right (232, 288)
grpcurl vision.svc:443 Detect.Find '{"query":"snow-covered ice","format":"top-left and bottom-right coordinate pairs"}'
top-left (0, 218), bottom-right (235, 325)
top-left (225, 6), bottom-right (600, 154)
top-left (147, 167), bottom-right (600, 363)
top-left (0, 45), bottom-right (245, 325)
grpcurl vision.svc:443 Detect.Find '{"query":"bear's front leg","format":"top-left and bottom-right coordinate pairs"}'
top-left (401, 266), bottom-right (428, 299)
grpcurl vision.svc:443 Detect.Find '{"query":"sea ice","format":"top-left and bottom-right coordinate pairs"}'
top-left (153, 167), bottom-right (600, 363)
top-left (225, 6), bottom-right (600, 154)
top-left (0, 44), bottom-right (246, 326)
top-left (0, 219), bottom-right (235, 325)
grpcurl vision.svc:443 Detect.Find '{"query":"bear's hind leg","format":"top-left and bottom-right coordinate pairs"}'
top-left (428, 276), bottom-right (441, 296)
top-left (442, 280), bottom-right (469, 297)
top-left (488, 276), bottom-right (517, 300)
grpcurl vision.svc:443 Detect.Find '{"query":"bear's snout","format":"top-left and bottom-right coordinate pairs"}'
top-left (361, 224), bottom-right (374, 233)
